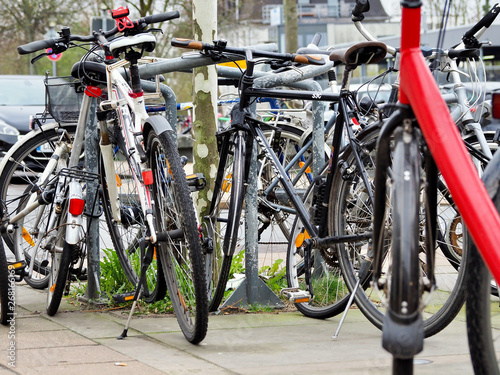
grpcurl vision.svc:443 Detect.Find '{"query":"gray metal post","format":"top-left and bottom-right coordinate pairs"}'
top-left (84, 97), bottom-right (101, 300)
top-left (141, 80), bottom-right (177, 137)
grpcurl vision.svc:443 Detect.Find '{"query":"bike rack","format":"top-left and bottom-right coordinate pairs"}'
top-left (84, 97), bottom-right (102, 301)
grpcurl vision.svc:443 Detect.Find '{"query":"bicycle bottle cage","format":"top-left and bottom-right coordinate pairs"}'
top-left (110, 7), bottom-right (134, 32)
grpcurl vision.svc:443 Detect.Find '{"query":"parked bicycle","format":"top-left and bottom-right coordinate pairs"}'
top-left (11, 7), bottom-right (208, 343)
top-left (350, 0), bottom-right (500, 372)
top-left (327, 0), bottom-right (500, 339)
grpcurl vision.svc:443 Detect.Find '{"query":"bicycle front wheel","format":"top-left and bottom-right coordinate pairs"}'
top-left (386, 126), bottom-right (423, 370)
top-left (204, 130), bottom-right (247, 312)
top-left (0, 123), bottom-right (76, 289)
top-left (147, 122), bottom-right (208, 344)
top-left (466, 150), bottom-right (500, 375)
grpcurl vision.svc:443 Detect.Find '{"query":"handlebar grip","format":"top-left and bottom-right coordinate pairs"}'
top-left (352, 0), bottom-right (370, 21)
top-left (171, 38), bottom-right (205, 50)
top-left (292, 54), bottom-right (325, 65)
top-left (295, 48), bottom-right (331, 55)
top-left (17, 38), bottom-right (56, 55)
top-left (143, 10), bottom-right (180, 24)
top-left (310, 33), bottom-right (322, 47)
top-left (463, 3), bottom-right (500, 39)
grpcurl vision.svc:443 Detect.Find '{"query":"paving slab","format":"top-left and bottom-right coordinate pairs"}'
top-left (0, 283), bottom-right (482, 374)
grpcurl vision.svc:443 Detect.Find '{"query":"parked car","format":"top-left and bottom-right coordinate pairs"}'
top-left (0, 75), bottom-right (47, 154)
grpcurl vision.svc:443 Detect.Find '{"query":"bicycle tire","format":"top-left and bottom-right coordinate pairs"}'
top-left (147, 123), bottom-right (208, 344)
top-left (46, 236), bottom-right (72, 316)
top-left (0, 240), bottom-right (10, 325)
top-left (386, 127), bottom-right (422, 369)
top-left (330, 125), bottom-right (467, 338)
top-left (0, 123), bottom-right (76, 289)
top-left (205, 130), bottom-right (246, 312)
top-left (286, 167), bottom-right (351, 318)
top-left (466, 150), bottom-right (500, 375)
top-left (100, 128), bottom-right (166, 303)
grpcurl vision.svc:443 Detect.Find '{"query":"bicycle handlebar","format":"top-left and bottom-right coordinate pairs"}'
top-left (351, 0), bottom-right (370, 22)
top-left (171, 38), bottom-right (325, 66)
top-left (17, 10), bottom-right (180, 55)
top-left (463, 3), bottom-right (500, 39)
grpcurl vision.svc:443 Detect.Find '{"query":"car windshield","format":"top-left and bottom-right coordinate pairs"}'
top-left (0, 77), bottom-right (45, 106)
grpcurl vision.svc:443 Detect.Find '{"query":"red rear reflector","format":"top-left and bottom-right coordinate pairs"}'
top-left (69, 198), bottom-right (85, 215)
top-left (142, 169), bottom-right (154, 185)
top-left (85, 86), bottom-right (102, 98)
top-left (492, 93), bottom-right (500, 119)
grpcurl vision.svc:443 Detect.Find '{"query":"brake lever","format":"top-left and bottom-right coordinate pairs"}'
top-left (31, 53), bottom-right (49, 64)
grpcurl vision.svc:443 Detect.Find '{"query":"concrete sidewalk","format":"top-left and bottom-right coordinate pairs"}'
top-left (0, 284), bottom-right (475, 374)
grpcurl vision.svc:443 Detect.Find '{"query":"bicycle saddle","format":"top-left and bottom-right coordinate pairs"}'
top-left (71, 61), bottom-right (107, 85)
top-left (329, 41), bottom-right (387, 66)
top-left (107, 33), bottom-right (156, 58)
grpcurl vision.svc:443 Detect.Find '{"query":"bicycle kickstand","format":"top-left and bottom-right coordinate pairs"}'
top-left (118, 240), bottom-right (155, 340)
top-left (332, 258), bottom-right (371, 339)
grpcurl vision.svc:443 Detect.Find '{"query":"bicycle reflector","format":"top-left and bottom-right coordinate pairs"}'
top-left (69, 197), bottom-right (85, 216)
top-left (142, 169), bottom-right (154, 185)
top-left (492, 93), bottom-right (500, 119)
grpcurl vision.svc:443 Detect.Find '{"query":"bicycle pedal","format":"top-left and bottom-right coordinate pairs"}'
top-left (186, 173), bottom-right (206, 192)
top-left (113, 292), bottom-right (136, 304)
top-left (7, 260), bottom-right (26, 272)
top-left (280, 288), bottom-right (311, 304)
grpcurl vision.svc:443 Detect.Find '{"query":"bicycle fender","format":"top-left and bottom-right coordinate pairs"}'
top-left (65, 181), bottom-right (84, 245)
top-left (143, 115), bottom-right (174, 144)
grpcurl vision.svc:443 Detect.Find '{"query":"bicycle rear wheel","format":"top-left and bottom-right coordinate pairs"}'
top-left (330, 125), bottom-right (467, 338)
top-left (204, 130), bottom-right (246, 312)
top-left (466, 150), bottom-right (500, 375)
top-left (286, 173), bottom-right (350, 318)
top-left (147, 122), bottom-right (208, 344)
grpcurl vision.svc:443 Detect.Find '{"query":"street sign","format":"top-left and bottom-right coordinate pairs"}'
top-left (91, 17), bottom-right (115, 33)
top-left (46, 48), bottom-right (62, 61)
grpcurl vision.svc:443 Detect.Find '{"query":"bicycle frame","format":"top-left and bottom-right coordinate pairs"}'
top-left (97, 56), bottom-right (163, 243)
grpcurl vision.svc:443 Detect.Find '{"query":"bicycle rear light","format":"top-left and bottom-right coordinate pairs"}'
top-left (69, 197), bottom-right (85, 216)
top-left (142, 169), bottom-right (154, 185)
top-left (492, 93), bottom-right (500, 119)
top-left (85, 86), bottom-right (102, 98)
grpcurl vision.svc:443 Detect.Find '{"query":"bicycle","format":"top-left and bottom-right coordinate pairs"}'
top-left (14, 7), bottom-right (208, 343)
top-left (326, 0), bottom-right (500, 338)
top-left (169, 37), bottom-right (390, 314)
top-left (351, 0), bottom-right (500, 372)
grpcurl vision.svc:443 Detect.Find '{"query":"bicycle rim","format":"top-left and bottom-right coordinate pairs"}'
top-left (331, 125), bottom-right (467, 337)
